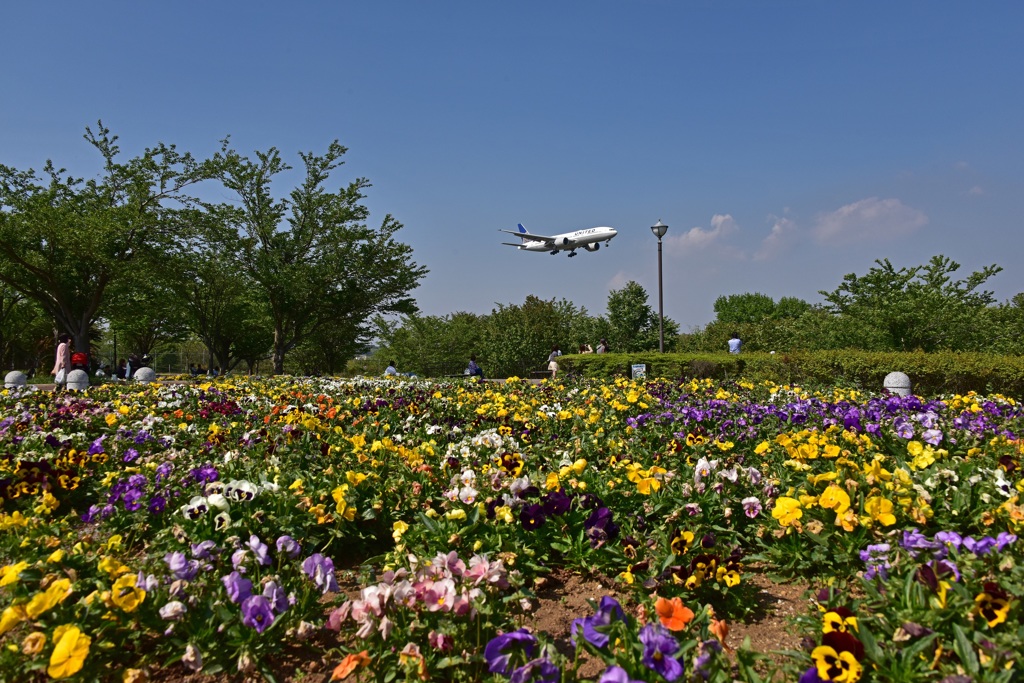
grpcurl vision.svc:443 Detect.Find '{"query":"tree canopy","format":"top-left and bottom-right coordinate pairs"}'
top-left (0, 122), bottom-right (215, 355)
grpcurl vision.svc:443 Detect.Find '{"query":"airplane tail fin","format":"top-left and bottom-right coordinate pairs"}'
top-left (515, 223), bottom-right (528, 242)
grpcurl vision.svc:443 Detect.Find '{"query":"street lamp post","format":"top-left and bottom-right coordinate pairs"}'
top-left (650, 220), bottom-right (668, 352)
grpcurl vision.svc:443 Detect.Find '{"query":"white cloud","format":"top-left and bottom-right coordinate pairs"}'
top-left (754, 215), bottom-right (796, 261)
top-left (812, 197), bottom-right (928, 246)
top-left (967, 185), bottom-right (985, 196)
top-left (607, 270), bottom-right (631, 290)
top-left (664, 214), bottom-right (739, 256)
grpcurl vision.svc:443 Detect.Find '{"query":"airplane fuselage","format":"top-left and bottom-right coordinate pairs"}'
top-left (517, 226), bottom-right (617, 253)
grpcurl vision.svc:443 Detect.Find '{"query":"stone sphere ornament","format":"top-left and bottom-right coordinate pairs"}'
top-left (66, 369), bottom-right (90, 391)
top-left (134, 367), bottom-right (157, 384)
top-left (883, 371), bottom-right (912, 397)
top-left (4, 371), bottom-right (27, 388)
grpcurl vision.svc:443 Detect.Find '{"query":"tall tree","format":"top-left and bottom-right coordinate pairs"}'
top-left (605, 281), bottom-right (679, 352)
top-left (167, 210), bottom-right (271, 372)
top-left (214, 141), bottom-right (427, 374)
top-left (482, 296), bottom-right (586, 377)
top-left (374, 311), bottom-right (485, 376)
top-left (0, 122), bottom-right (215, 355)
top-left (713, 292), bottom-right (777, 325)
top-left (0, 284), bottom-right (51, 372)
top-left (820, 255), bottom-right (1001, 352)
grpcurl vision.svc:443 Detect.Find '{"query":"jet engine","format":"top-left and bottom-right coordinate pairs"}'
top-left (561, 237), bottom-right (573, 246)
top-left (584, 243), bottom-right (600, 252)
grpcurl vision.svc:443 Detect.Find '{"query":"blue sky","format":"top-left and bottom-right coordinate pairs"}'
top-left (3, 2), bottom-right (1022, 330)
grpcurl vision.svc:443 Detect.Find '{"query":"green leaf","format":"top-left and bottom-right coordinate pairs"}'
top-left (804, 531), bottom-right (829, 548)
top-left (417, 511), bottom-right (439, 534)
top-left (952, 623), bottom-right (979, 675)
top-left (857, 622), bottom-right (882, 662)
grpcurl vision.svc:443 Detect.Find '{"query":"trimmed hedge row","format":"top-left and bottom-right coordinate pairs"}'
top-left (560, 350), bottom-right (1024, 397)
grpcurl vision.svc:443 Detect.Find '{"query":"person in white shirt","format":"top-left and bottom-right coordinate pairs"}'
top-left (384, 360), bottom-right (399, 376)
top-left (728, 333), bottom-right (742, 354)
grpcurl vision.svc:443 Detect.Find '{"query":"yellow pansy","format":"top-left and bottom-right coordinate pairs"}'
top-left (772, 497), bottom-right (803, 526)
top-left (97, 557), bottom-right (130, 577)
top-left (331, 485), bottom-right (357, 522)
top-left (0, 561), bottom-right (29, 587)
top-left (864, 496), bottom-right (896, 526)
top-left (0, 605), bottom-right (27, 635)
top-left (47, 625), bottom-right (91, 679)
top-left (819, 484), bottom-right (851, 515)
top-left (110, 574), bottom-right (145, 613)
top-left (863, 458), bottom-right (891, 485)
top-left (25, 578), bottom-right (72, 619)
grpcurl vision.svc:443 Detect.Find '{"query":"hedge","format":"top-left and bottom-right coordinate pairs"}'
top-left (560, 350), bottom-right (1024, 397)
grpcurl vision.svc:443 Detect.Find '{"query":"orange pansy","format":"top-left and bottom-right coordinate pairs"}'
top-left (331, 650), bottom-right (371, 681)
top-left (654, 596), bottom-right (695, 631)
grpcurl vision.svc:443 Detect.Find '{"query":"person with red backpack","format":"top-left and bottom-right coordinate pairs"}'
top-left (71, 351), bottom-right (89, 370)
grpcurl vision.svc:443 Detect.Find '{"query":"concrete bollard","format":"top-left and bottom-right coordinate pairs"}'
top-left (4, 371), bottom-right (27, 388)
top-left (66, 369), bottom-right (90, 391)
top-left (883, 371), bottom-right (912, 397)
top-left (134, 367), bottom-right (157, 384)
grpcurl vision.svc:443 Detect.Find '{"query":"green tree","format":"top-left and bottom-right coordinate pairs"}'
top-left (820, 255), bottom-right (1001, 352)
top-left (166, 211), bottom-right (272, 373)
top-left (373, 311), bottom-right (485, 377)
top-left (481, 296), bottom-right (587, 377)
top-left (0, 122), bottom-right (215, 356)
top-left (213, 141), bottom-right (427, 374)
top-left (985, 293), bottom-right (1024, 355)
top-left (713, 292), bottom-right (777, 325)
top-left (0, 284), bottom-right (51, 373)
top-left (773, 296), bottom-right (812, 320)
top-left (105, 265), bottom-right (190, 360)
top-left (605, 281), bottom-right (678, 352)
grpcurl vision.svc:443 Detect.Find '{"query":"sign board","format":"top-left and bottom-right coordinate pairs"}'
top-left (631, 363), bottom-right (647, 380)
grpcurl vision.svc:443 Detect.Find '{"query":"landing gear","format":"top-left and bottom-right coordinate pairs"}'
top-left (605, 240), bottom-right (611, 246)
top-left (567, 250), bottom-right (577, 258)
top-left (550, 249), bottom-right (559, 255)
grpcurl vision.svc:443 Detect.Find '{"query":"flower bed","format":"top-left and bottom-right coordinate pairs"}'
top-left (0, 376), bottom-right (1021, 681)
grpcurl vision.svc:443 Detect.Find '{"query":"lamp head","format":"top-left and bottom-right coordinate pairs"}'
top-left (651, 219), bottom-right (668, 239)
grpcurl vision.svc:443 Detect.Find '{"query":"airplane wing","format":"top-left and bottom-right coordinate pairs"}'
top-left (498, 228), bottom-right (557, 243)
top-left (500, 242), bottom-right (525, 247)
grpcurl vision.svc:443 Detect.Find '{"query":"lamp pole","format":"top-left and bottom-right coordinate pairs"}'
top-left (650, 220), bottom-right (668, 352)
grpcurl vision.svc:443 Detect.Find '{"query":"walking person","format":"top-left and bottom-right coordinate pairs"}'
top-left (51, 334), bottom-right (71, 390)
top-left (547, 346), bottom-right (561, 380)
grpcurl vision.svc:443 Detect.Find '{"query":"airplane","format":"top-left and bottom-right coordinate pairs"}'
top-left (499, 223), bottom-right (618, 257)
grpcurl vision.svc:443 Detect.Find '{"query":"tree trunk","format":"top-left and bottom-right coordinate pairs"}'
top-left (273, 328), bottom-right (286, 375)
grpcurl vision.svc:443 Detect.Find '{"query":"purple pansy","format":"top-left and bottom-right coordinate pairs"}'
top-left (639, 624), bottom-right (683, 682)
